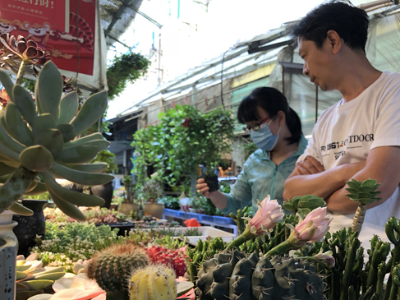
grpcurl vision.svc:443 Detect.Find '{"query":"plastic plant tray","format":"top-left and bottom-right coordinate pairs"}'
top-left (212, 215), bottom-right (236, 225)
top-left (199, 214), bottom-right (214, 222)
top-left (186, 212), bottom-right (200, 221)
top-left (164, 208), bottom-right (179, 218)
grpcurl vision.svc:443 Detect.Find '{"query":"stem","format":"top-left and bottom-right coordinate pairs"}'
top-left (225, 233), bottom-right (251, 250)
top-left (265, 240), bottom-right (295, 257)
top-left (352, 204), bottom-right (366, 233)
top-left (0, 165), bottom-right (36, 214)
top-left (16, 59), bottom-right (29, 86)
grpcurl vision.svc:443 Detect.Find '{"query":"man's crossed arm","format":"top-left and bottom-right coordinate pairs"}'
top-left (283, 146), bottom-right (400, 214)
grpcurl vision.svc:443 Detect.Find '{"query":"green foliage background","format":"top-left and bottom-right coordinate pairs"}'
top-left (132, 105), bottom-right (235, 186)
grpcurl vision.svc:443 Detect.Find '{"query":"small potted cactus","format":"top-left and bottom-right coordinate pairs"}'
top-left (0, 33), bottom-right (113, 299)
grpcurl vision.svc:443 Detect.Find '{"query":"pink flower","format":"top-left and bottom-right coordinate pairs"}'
top-left (312, 249), bottom-right (335, 268)
top-left (226, 196), bottom-right (283, 250)
top-left (294, 207), bottom-right (332, 242)
top-left (245, 195), bottom-right (284, 236)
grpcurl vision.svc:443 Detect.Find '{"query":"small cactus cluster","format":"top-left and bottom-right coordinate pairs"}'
top-left (196, 250), bottom-right (324, 300)
top-left (85, 244), bottom-right (150, 300)
top-left (129, 265), bottom-right (177, 300)
top-left (146, 245), bottom-right (187, 277)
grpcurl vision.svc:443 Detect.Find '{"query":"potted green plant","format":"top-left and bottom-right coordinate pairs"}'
top-left (0, 34), bottom-right (112, 299)
top-left (189, 195), bottom-right (204, 213)
top-left (202, 161), bottom-right (219, 193)
top-left (119, 175), bottom-right (140, 215)
top-left (140, 178), bottom-right (164, 219)
top-left (132, 104), bottom-right (235, 195)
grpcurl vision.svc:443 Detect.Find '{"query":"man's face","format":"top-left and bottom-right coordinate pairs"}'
top-left (298, 37), bottom-right (335, 91)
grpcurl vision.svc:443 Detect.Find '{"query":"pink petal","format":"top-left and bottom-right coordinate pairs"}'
top-left (92, 294), bottom-right (107, 300)
top-left (72, 290), bottom-right (105, 300)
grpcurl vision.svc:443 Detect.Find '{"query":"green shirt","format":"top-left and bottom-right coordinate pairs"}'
top-left (219, 135), bottom-right (307, 216)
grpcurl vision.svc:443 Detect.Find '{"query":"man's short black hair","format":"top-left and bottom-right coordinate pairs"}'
top-left (292, 1), bottom-right (369, 52)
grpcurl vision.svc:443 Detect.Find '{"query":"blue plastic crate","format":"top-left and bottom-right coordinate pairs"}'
top-left (177, 211), bottom-right (186, 218)
top-left (213, 215), bottom-right (235, 225)
top-left (163, 208), bottom-right (179, 218)
top-left (200, 214), bottom-right (214, 222)
top-left (186, 212), bottom-right (200, 221)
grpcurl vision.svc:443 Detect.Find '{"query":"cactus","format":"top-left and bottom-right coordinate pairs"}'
top-left (85, 244), bottom-right (150, 300)
top-left (146, 246), bottom-right (187, 277)
top-left (195, 250), bottom-right (324, 300)
top-left (345, 179), bottom-right (381, 233)
top-left (0, 60), bottom-right (113, 220)
top-left (129, 265), bottom-right (177, 300)
top-left (229, 206), bottom-right (250, 234)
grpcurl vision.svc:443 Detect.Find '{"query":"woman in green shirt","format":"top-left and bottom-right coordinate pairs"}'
top-left (196, 87), bottom-right (307, 215)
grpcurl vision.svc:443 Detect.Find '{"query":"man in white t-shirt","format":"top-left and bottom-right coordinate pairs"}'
top-left (283, 2), bottom-right (400, 247)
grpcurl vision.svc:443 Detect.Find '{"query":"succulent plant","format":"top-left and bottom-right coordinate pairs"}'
top-left (0, 33), bottom-right (51, 83)
top-left (129, 265), bottom-right (177, 300)
top-left (345, 179), bottom-right (381, 233)
top-left (0, 60), bottom-right (113, 220)
top-left (85, 244), bottom-right (150, 300)
top-left (195, 250), bottom-right (324, 300)
top-left (283, 195), bottom-right (326, 218)
top-left (146, 245), bottom-right (187, 277)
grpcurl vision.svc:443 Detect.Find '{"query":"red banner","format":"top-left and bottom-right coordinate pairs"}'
top-left (0, 0), bottom-right (96, 75)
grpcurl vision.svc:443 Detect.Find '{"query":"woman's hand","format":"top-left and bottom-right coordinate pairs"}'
top-left (196, 178), bottom-right (210, 196)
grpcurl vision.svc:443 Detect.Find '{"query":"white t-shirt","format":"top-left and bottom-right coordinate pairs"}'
top-left (299, 71), bottom-right (400, 247)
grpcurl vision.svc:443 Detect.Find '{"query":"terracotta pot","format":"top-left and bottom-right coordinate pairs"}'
top-left (90, 181), bottom-right (113, 209)
top-left (119, 203), bottom-right (139, 216)
top-left (0, 217), bottom-right (18, 300)
top-left (143, 203), bottom-right (165, 219)
top-left (13, 200), bottom-right (46, 257)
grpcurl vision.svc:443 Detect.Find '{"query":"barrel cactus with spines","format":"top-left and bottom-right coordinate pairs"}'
top-left (85, 244), bottom-right (150, 300)
top-left (196, 250), bottom-right (324, 300)
top-left (0, 61), bottom-right (113, 219)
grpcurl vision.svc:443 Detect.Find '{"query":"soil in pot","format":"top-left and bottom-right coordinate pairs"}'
top-left (12, 200), bottom-right (47, 257)
top-left (204, 175), bottom-right (219, 193)
top-left (143, 203), bottom-right (165, 219)
top-left (90, 181), bottom-right (113, 209)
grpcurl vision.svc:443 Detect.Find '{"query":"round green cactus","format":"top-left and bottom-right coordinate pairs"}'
top-left (85, 244), bottom-right (150, 300)
top-left (0, 61), bottom-right (113, 220)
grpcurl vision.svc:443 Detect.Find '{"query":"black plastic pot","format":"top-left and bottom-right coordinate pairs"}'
top-left (205, 175), bottom-right (219, 193)
top-left (90, 181), bottom-right (113, 209)
top-left (12, 200), bottom-right (47, 257)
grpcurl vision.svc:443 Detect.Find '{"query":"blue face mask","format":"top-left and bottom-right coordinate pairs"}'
top-left (250, 120), bottom-right (281, 152)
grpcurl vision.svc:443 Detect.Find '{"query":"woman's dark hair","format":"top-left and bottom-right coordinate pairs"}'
top-left (237, 87), bottom-right (302, 145)
top-left (292, 2), bottom-right (369, 52)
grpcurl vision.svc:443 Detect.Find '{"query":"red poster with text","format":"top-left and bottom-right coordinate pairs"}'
top-left (0, 0), bottom-right (95, 75)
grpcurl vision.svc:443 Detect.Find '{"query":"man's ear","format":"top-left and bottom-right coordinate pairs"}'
top-left (326, 30), bottom-right (342, 55)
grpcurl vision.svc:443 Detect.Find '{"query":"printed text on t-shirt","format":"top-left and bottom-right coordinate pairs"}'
top-left (320, 133), bottom-right (374, 152)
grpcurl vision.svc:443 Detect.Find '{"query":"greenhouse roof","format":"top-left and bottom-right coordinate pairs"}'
top-left (116, 1), bottom-right (400, 118)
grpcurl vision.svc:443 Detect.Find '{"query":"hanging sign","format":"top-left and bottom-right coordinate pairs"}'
top-left (0, 0), bottom-right (96, 75)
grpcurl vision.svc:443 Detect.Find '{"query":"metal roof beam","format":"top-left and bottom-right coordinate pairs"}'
top-left (104, 0), bottom-right (133, 38)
